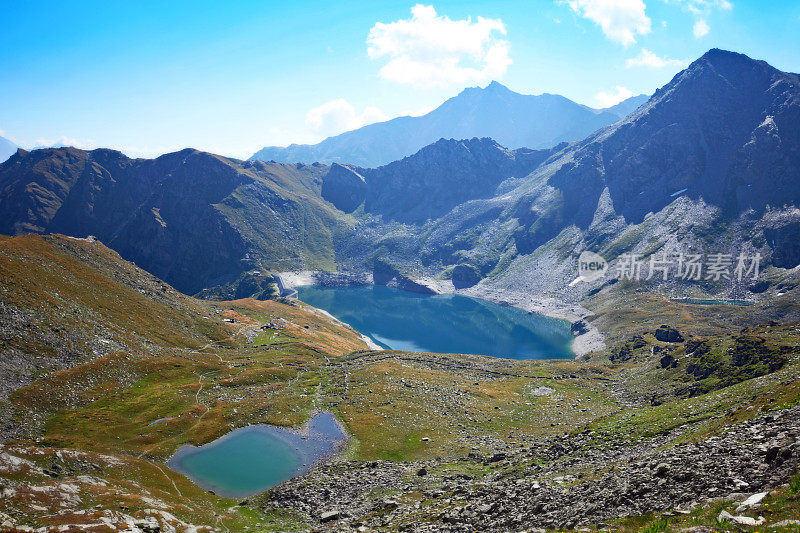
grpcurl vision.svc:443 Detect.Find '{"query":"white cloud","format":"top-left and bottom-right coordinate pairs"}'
top-left (595, 85), bottom-right (634, 107)
top-left (692, 18), bottom-right (710, 37)
top-left (305, 99), bottom-right (388, 138)
top-left (367, 4), bottom-right (511, 88)
top-left (665, 0), bottom-right (731, 37)
top-left (34, 136), bottom-right (97, 150)
top-left (625, 48), bottom-right (688, 68)
top-left (668, 0), bottom-right (731, 15)
top-left (566, 0), bottom-right (651, 46)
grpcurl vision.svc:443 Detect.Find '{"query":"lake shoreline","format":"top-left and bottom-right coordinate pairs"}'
top-left (275, 270), bottom-right (605, 358)
top-left (166, 410), bottom-right (350, 498)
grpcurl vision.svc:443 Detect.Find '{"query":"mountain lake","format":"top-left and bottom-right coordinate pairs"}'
top-left (296, 284), bottom-right (575, 360)
top-left (167, 412), bottom-right (346, 498)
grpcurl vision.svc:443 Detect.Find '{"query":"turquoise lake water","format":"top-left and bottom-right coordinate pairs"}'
top-left (296, 285), bottom-right (575, 360)
top-left (167, 412), bottom-right (346, 497)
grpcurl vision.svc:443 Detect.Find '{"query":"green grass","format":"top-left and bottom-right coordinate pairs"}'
top-left (641, 516), bottom-right (670, 533)
top-left (617, 483), bottom-right (800, 531)
top-left (790, 472), bottom-right (800, 494)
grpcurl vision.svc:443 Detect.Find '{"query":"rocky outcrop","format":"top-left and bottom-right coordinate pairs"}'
top-left (260, 406), bottom-right (800, 531)
top-left (195, 271), bottom-right (281, 300)
top-left (373, 260), bottom-right (436, 294)
top-left (321, 163), bottom-right (367, 213)
top-left (451, 264), bottom-right (482, 288)
top-left (655, 325), bottom-right (684, 343)
top-left (764, 221), bottom-right (800, 268)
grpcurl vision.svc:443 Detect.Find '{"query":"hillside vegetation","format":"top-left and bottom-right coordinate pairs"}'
top-left (1, 235), bottom-right (800, 530)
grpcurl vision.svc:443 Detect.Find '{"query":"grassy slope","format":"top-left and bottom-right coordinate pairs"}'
top-left (216, 161), bottom-right (356, 273)
top-left (326, 351), bottom-right (622, 461)
top-left (0, 233), bottom-right (228, 352)
top-left (0, 234), bottom-right (367, 530)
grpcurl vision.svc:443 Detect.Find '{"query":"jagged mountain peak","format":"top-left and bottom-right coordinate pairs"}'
top-left (692, 48), bottom-right (781, 83)
top-left (456, 80), bottom-right (514, 96)
top-left (419, 136), bottom-right (508, 153)
top-left (651, 48), bottom-right (789, 102)
top-left (511, 48), bottom-right (800, 254)
top-left (696, 47), bottom-right (766, 68)
top-left (485, 79), bottom-right (508, 90)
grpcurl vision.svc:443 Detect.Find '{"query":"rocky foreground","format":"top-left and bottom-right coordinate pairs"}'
top-left (260, 406), bottom-right (800, 531)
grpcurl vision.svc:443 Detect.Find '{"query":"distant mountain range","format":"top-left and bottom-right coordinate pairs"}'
top-left (1, 49), bottom-right (798, 301)
top-left (0, 136), bottom-right (17, 163)
top-left (250, 82), bottom-right (648, 167)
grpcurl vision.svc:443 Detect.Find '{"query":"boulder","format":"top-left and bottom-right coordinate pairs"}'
top-left (320, 510), bottom-right (341, 522)
top-left (571, 320), bottom-right (589, 335)
top-left (451, 264), bottom-right (481, 288)
top-left (653, 463), bottom-right (670, 477)
top-left (655, 325), bottom-right (684, 343)
top-left (718, 510), bottom-right (764, 526)
top-left (773, 520), bottom-right (800, 527)
top-left (735, 491), bottom-right (767, 512)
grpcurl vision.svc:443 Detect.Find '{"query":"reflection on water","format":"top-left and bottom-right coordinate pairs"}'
top-left (296, 285), bottom-right (575, 360)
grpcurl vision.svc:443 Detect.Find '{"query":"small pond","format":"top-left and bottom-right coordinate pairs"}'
top-left (167, 412), bottom-right (346, 498)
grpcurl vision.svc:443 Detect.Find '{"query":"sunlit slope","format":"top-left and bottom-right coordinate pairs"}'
top-left (0, 234), bottom-right (367, 530)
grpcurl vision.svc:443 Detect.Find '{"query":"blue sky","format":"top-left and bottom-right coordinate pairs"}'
top-left (1, 0), bottom-right (798, 158)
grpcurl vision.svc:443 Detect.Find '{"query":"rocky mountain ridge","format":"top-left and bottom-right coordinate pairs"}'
top-left (250, 82), bottom-right (647, 167)
top-left (0, 49), bottom-right (798, 305)
top-left (323, 137), bottom-right (555, 223)
top-left (0, 147), bottom-right (345, 293)
top-left (372, 48), bottom-right (800, 300)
